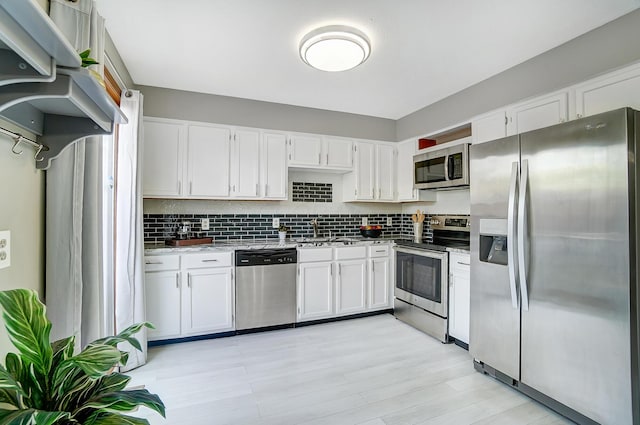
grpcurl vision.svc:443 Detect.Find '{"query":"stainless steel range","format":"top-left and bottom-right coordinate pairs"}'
top-left (394, 215), bottom-right (470, 342)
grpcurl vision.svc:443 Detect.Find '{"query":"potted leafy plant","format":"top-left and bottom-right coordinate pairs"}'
top-left (0, 289), bottom-right (165, 424)
top-left (79, 48), bottom-right (106, 89)
top-left (278, 224), bottom-right (289, 242)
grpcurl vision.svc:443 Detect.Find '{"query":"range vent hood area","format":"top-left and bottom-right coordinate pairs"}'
top-left (0, 0), bottom-right (127, 169)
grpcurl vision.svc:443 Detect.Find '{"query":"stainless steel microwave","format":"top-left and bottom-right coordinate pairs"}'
top-left (413, 143), bottom-right (470, 190)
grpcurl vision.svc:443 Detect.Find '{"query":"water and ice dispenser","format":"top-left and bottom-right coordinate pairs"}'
top-left (479, 219), bottom-right (509, 266)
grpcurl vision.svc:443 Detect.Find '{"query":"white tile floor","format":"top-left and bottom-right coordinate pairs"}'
top-left (129, 314), bottom-right (573, 425)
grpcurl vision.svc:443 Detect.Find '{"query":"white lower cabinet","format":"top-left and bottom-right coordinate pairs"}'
top-left (145, 251), bottom-right (235, 341)
top-left (448, 252), bottom-right (470, 344)
top-left (297, 245), bottom-right (392, 322)
top-left (335, 260), bottom-right (367, 315)
top-left (298, 262), bottom-right (333, 321)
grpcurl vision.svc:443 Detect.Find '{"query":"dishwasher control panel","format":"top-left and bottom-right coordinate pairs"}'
top-left (235, 248), bottom-right (298, 266)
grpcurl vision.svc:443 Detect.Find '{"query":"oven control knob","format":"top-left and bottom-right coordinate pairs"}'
top-left (430, 219), bottom-right (440, 225)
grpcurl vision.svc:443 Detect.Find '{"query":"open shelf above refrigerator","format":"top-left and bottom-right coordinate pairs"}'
top-left (0, 0), bottom-right (127, 169)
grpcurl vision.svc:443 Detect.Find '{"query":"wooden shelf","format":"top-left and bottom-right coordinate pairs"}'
top-left (0, 0), bottom-right (80, 85)
top-left (0, 0), bottom-right (127, 169)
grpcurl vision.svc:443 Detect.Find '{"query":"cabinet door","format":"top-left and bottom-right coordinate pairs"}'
top-left (143, 120), bottom-right (184, 197)
top-left (233, 129), bottom-right (261, 198)
top-left (183, 268), bottom-right (234, 335)
top-left (574, 64), bottom-right (640, 119)
top-left (335, 260), bottom-right (367, 315)
top-left (354, 142), bottom-right (375, 200)
top-left (376, 144), bottom-right (395, 201)
top-left (288, 134), bottom-right (323, 166)
top-left (449, 253), bottom-right (471, 344)
top-left (187, 125), bottom-right (230, 198)
top-left (298, 262), bottom-right (333, 321)
top-left (324, 137), bottom-right (353, 169)
top-left (472, 109), bottom-right (507, 145)
top-left (508, 92), bottom-right (568, 135)
top-left (145, 271), bottom-right (182, 340)
top-left (396, 140), bottom-right (417, 201)
top-left (262, 132), bottom-right (288, 199)
top-left (369, 258), bottom-right (390, 310)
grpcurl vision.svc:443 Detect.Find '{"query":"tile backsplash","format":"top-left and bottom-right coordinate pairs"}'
top-left (292, 182), bottom-right (332, 202)
top-left (144, 213), bottom-right (433, 243)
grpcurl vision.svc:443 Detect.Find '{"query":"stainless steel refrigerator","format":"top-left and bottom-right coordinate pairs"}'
top-left (469, 108), bottom-right (639, 425)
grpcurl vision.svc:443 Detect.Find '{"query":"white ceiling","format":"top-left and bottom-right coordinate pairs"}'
top-left (96, 0), bottom-right (640, 120)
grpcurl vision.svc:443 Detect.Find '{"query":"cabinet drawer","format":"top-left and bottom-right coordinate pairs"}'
top-left (183, 251), bottom-right (233, 268)
top-left (144, 255), bottom-right (180, 271)
top-left (369, 245), bottom-right (390, 258)
top-left (334, 246), bottom-right (367, 260)
top-left (450, 253), bottom-right (471, 271)
top-left (298, 247), bottom-right (333, 262)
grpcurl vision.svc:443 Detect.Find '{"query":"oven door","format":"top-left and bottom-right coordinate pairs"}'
top-left (394, 246), bottom-right (448, 317)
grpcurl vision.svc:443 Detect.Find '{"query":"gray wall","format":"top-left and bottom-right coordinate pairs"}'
top-left (139, 85), bottom-right (397, 142)
top-left (396, 8), bottom-right (640, 141)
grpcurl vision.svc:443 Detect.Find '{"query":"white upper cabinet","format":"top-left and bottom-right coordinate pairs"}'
top-left (507, 91), bottom-right (568, 135)
top-left (262, 132), bottom-right (288, 199)
top-left (396, 140), bottom-right (418, 201)
top-left (288, 134), bottom-right (323, 166)
top-left (231, 128), bottom-right (261, 198)
top-left (187, 124), bottom-right (231, 198)
top-left (324, 137), bottom-right (354, 169)
top-left (376, 144), bottom-right (395, 201)
top-left (143, 119), bottom-right (185, 197)
top-left (343, 141), bottom-right (397, 202)
top-left (574, 63), bottom-right (640, 119)
top-left (472, 109), bottom-right (507, 145)
top-left (288, 133), bottom-right (354, 171)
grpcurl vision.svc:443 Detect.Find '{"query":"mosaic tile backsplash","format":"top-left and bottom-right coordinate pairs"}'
top-left (143, 213), bottom-right (433, 243)
top-left (292, 182), bottom-right (332, 202)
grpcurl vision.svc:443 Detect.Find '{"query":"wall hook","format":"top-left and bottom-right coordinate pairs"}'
top-left (11, 138), bottom-right (24, 155)
top-left (34, 144), bottom-right (45, 162)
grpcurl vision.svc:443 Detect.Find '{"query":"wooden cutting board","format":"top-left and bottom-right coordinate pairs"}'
top-left (165, 237), bottom-right (213, 247)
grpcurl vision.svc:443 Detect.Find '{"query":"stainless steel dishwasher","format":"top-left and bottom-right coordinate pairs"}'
top-left (235, 248), bottom-right (297, 331)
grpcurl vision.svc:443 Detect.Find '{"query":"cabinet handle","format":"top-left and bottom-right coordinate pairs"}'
top-left (187, 272), bottom-right (191, 287)
top-left (232, 185), bottom-right (236, 193)
top-left (318, 153), bottom-right (321, 164)
top-left (256, 183), bottom-right (259, 196)
top-left (378, 188), bottom-right (381, 198)
top-left (338, 264), bottom-right (341, 276)
top-left (372, 260), bottom-right (375, 273)
top-left (176, 272), bottom-right (179, 288)
top-left (449, 273), bottom-right (454, 287)
top-left (178, 181), bottom-right (182, 194)
top-left (189, 181), bottom-right (193, 195)
top-left (145, 261), bottom-right (163, 265)
top-left (325, 153), bottom-right (329, 165)
top-left (264, 184), bottom-right (268, 195)
top-left (375, 250), bottom-right (386, 253)
top-left (202, 259), bottom-right (218, 263)
top-left (457, 262), bottom-right (470, 266)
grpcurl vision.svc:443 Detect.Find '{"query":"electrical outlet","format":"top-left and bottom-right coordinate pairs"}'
top-left (0, 230), bottom-right (10, 270)
top-left (387, 217), bottom-right (393, 226)
top-left (362, 217), bottom-right (368, 226)
top-left (272, 218), bottom-right (280, 228)
top-left (201, 218), bottom-right (210, 231)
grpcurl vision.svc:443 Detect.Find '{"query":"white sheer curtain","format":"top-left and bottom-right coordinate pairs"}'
top-left (46, 0), bottom-right (107, 349)
top-left (115, 90), bottom-right (147, 371)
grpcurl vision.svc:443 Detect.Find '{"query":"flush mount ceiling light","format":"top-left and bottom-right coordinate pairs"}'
top-left (299, 25), bottom-right (371, 72)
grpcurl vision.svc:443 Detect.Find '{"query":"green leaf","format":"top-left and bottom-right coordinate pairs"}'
top-left (79, 49), bottom-right (91, 59)
top-left (0, 363), bottom-right (24, 408)
top-left (85, 411), bottom-right (150, 425)
top-left (0, 408), bottom-right (71, 425)
top-left (54, 344), bottom-right (121, 383)
top-left (79, 389), bottom-right (165, 418)
top-left (91, 322), bottom-right (153, 352)
top-left (0, 290), bottom-right (52, 376)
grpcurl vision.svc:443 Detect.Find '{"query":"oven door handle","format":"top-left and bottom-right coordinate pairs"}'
top-left (394, 246), bottom-right (448, 260)
top-left (507, 161), bottom-right (519, 310)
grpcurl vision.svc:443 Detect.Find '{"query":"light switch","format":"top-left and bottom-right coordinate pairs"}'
top-left (387, 217), bottom-right (393, 226)
top-left (361, 217), bottom-right (368, 226)
top-left (201, 218), bottom-right (210, 231)
top-left (272, 218), bottom-right (280, 228)
top-left (0, 230), bottom-right (10, 269)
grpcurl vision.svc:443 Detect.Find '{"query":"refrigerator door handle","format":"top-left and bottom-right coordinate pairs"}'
top-left (518, 159), bottom-right (530, 310)
top-left (507, 161), bottom-right (519, 309)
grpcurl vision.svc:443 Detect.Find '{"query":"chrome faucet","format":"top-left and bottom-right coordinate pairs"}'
top-left (310, 219), bottom-right (319, 238)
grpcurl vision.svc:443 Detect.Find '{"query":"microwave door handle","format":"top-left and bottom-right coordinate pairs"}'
top-left (447, 155), bottom-right (455, 180)
top-left (444, 155), bottom-right (449, 181)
